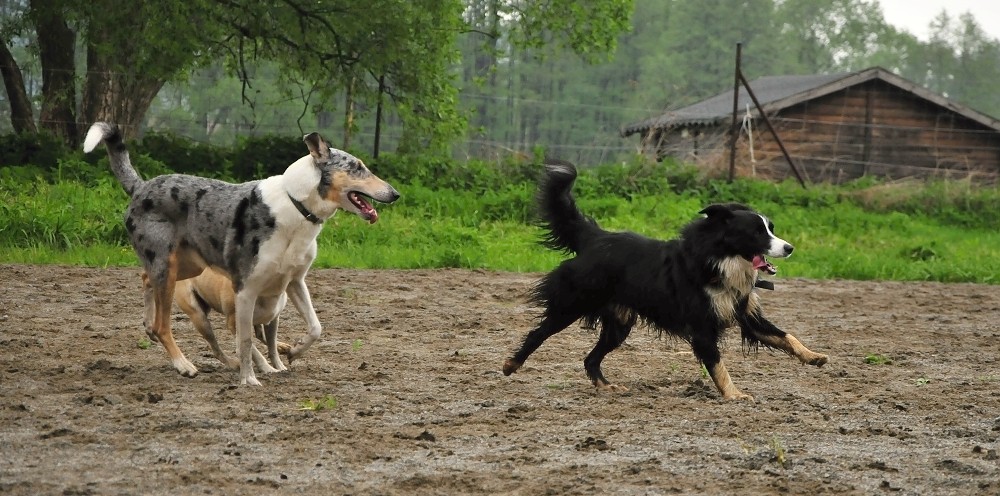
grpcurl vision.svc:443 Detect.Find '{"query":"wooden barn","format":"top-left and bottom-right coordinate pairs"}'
top-left (621, 67), bottom-right (1000, 183)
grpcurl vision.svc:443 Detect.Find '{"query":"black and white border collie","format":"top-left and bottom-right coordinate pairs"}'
top-left (502, 161), bottom-right (828, 401)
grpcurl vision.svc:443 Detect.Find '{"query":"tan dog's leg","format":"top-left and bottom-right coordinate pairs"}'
top-left (151, 252), bottom-right (199, 377)
top-left (285, 278), bottom-right (322, 362)
top-left (262, 318), bottom-right (287, 371)
top-left (175, 283), bottom-right (239, 369)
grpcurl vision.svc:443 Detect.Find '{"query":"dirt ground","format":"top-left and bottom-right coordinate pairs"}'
top-left (1, 264), bottom-right (998, 495)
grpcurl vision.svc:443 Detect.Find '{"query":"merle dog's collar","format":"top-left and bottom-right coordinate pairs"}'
top-left (288, 194), bottom-right (323, 224)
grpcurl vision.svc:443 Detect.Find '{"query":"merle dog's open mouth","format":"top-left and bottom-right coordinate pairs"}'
top-left (752, 255), bottom-right (777, 275)
top-left (348, 191), bottom-right (378, 224)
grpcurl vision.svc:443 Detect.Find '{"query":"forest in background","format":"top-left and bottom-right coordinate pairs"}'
top-left (3, 0), bottom-right (1000, 166)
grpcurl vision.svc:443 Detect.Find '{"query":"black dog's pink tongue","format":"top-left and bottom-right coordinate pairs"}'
top-left (752, 255), bottom-right (777, 275)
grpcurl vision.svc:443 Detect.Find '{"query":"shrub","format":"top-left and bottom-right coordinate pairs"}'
top-left (136, 131), bottom-right (231, 177)
top-left (0, 131), bottom-right (70, 171)
top-left (230, 135), bottom-right (306, 180)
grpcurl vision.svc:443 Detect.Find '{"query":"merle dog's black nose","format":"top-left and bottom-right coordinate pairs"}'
top-left (784, 244), bottom-right (794, 256)
top-left (388, 189), bottom-right (401, 203)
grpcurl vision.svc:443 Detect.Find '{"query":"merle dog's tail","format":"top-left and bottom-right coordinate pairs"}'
top-left (83, 122), bottom-right (142, 197)
top-left (537, 159), bottom-right (601, 254)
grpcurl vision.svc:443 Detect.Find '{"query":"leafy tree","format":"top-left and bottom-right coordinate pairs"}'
top-left (898, 11), bottom-right (1000, 118)
top-left (775, 0), bottom-right (895, 73)
top-left (2, 0), bottom-right (633, 155)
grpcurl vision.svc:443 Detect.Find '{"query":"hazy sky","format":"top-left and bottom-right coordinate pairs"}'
top-left (878, 0), bottom-right (1000, 40)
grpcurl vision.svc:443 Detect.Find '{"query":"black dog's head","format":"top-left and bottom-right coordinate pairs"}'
top-left (686, 203), bottom-right (793, 275)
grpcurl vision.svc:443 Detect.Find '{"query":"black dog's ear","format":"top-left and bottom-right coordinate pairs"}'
top-left (700, 203), bottom-right (736, 220)
top-left (722, 202), bottom-right (753, 212)
top-left (700, 202), bottom-right (754, 221)
top-left (303, 132), bottom-right (331, 160)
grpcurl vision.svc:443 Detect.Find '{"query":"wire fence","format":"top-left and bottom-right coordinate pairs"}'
top-left (4, 70), bottom-right (1000, 179)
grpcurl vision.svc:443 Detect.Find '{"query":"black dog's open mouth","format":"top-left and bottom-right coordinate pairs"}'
top-left (348, 191), bottom-right (378, 224)
top-left (752, 255), bottom-right (777, 275)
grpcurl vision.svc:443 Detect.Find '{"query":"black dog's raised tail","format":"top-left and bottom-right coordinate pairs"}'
top-left (538, 160), bottom-right (600, 254)
top-left (83, 122), bottom-right (142, 197)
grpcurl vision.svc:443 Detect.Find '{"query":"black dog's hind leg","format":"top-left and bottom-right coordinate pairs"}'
top-left (584, 305), bottom-right (636, 391)
top-left (690, 328), bottom-right (753, 401)
top-left (503, 309), bottom-right (581, 377)
top-left (737, 298), bottom-right (828, 367)
top-left (504, 267), bottom-right (597, 377)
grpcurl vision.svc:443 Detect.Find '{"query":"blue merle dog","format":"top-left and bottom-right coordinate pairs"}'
top-left (84, 122), bottom-right (399, 386)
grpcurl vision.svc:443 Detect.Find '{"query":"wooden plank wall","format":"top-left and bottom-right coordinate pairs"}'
top-left (757, 80), bottom-right (1000, 182)
top-left (652, 79), bottom-right (1000, 183)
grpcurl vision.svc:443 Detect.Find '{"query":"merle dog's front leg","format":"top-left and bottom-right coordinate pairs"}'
top-left (235, 290), bottom-right (261, 386)
top-left (738, 301), bottom-right (828, 367)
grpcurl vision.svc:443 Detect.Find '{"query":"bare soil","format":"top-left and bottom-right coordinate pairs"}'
top-left (1, 264), bottom-right (999, 495)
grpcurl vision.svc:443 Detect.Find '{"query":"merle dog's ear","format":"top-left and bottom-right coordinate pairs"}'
top-left (303, 132), bottom-right (331, 160)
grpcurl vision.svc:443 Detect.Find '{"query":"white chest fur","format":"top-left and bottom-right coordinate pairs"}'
top-left (705, 256), bottom-right (757, 325)
top-left (246, 176), bottom-right (325, 296)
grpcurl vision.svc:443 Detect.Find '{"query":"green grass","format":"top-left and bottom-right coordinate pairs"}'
top-left (297, 395), bottom-right (338, 411)
top-left (2, 166), bottom-right (998, 284)
top-left (863, 353), bottom-right (893, 365)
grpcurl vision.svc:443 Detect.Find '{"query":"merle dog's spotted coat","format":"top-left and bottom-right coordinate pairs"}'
top-left (85, 122), bottom-right (399, 385)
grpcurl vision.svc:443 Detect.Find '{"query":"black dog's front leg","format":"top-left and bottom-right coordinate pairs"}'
top-left (737, 298), bottom-right (828, 367)
top-left (690, 330), bottom-right (753, 401)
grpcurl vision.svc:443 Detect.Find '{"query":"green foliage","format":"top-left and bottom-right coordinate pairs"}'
top-left (770, 435), bottom-right (788, 469)
top-left (136, 132), bottom-right (231, 177)
top-left (1, 154), bottom-right (998, 284)
top-left (863, 353), bottom-right (893, 365)
top-left (507, 0), bottom-right (634, 59)
top-left (298, 395), bottom-right (338, 411)
top-left (0, 176), bottom-right (129, 250)
top-left (374, 152), bottom-right (544, 193)
top-left (229, 135), bottom-right (306, 180)
top-left (0, 131), bottom-right (71, 170)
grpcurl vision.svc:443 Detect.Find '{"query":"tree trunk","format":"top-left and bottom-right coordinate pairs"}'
top-left (31, 0), bottom-right (78, 146)
top-left (343, 75), bottom-right (355, 150)
top-left (0, 42), bottom-right (36, 134)
top-left (373, 74), bottom-right (385, 159)
top-left (80, 37), bottom-right (165, 140)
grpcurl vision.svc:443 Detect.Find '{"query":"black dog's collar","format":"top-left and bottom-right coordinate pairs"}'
top-left (288, 194), bottom-right (323, 224)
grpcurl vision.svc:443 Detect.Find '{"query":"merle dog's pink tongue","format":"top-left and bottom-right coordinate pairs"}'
top-left (753, 255), bottom-right (777, 275)
top-left (351, 193), bottom-right (378, 224)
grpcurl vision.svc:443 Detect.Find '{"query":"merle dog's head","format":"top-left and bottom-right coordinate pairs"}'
top-left (687, 203), bottom-right (793, 275)
top-left (299, 132), bottom-right (400, 224)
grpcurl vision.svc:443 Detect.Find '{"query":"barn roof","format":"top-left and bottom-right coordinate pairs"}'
top-left (620, 67), bottom-right (1000, 137)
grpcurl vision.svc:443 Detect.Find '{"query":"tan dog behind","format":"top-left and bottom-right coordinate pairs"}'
top-left (148, 268), bottom-right (292, 371)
